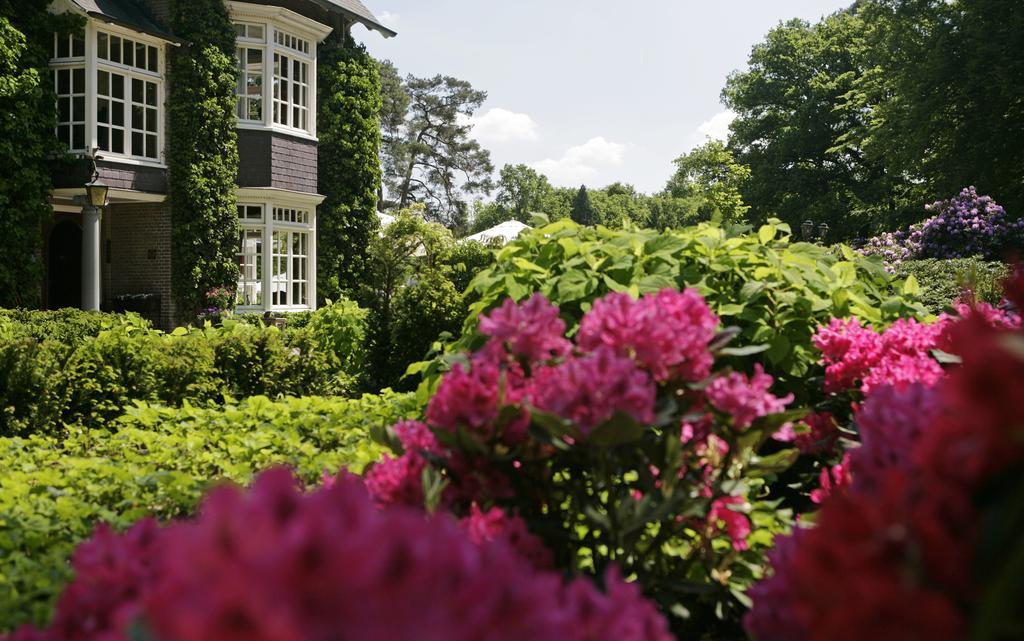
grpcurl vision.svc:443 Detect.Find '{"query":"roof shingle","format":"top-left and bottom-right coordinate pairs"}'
top-left (69, 0), bottom-right (179, 42)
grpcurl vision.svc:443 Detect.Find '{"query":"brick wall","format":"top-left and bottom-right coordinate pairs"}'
top-left (102, 202), bottom-right (177, 329)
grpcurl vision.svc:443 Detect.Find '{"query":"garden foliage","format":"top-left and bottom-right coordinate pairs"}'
top-left (371, 289), bottom-right (802, 639)
top-left (316, 31), bottom-right (382, 303)
top-left (0, 301), bottom-right (368, 437)
top-left (417, 218), bottom-right (923, 404)
top-left (166, 0), bottom-right (240, 316)
top-left (895, 258), bottom-right (1009, 315)
top-left (0, 392), bottom-right (417, 632)
top-left (746, 270), bottom-right (1024, 641)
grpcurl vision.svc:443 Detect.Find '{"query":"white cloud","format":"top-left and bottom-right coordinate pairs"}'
top-left (688, 109), bottom-right (736, 148)
top-left (461, 108), bottom-right (540, 145)
top-left (530, 137), bottom-right (628, 186)
top-left (378, 11), bottom-right (399, 27)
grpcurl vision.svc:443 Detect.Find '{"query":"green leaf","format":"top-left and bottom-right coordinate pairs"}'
top-left (587, 411), bottom-right (649, 448)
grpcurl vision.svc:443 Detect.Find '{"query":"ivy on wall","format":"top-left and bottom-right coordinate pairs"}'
top-left (0, 4), bottom-right (79, 308)
top-left (167, 0), bottom-right (240, 317)
top-left (316, 29), bottom-right (382, 304)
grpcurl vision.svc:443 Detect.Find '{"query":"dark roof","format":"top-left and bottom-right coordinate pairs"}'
top-left (70, 0), bottom-right (180, 42)
top-left (315, 0), bottom-right (397, 37)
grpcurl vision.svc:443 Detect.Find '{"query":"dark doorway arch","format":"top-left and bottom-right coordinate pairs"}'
top-left (48, 219), bottom-right (82, 310)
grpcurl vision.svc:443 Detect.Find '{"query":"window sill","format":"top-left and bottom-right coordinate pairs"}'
top-left (236, 121), bottom-right (317, 143)
top-left (89, 154), bottom-right (167, 170)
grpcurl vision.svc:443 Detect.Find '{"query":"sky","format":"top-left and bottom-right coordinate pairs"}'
top-left (355, 0), bottom-right (852, 195)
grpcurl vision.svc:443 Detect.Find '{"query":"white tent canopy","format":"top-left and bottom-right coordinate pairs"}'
top-left (464, 220), bottom-right (530, 245)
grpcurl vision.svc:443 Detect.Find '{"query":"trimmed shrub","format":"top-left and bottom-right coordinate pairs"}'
top-left (0, 306), bottom-right (369, 437)
top-left (0, 391), bottom-right (417, 631)
top-left (896, 257), bottom-right (1009, 314)
top-left (0, 308), bottom-right (148, 345)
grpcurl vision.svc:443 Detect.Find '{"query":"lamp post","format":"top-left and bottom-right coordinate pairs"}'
top-left (802, 220), bottom-right (814, 241)
top-left (818, 222), bottom-right (829, 243)
top-left (81, 150), bottom-right (108, 312)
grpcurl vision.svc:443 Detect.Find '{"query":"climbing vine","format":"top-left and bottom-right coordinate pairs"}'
top-left (0, 3), bottom-right (79, 308)
top-left (317, 29), bottom-right (382, 304)
top-left (167, 0), bottom-right (239, 317)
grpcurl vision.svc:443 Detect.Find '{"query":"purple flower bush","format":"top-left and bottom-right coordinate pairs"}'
top-left (861, 188), bottom-right (1022, 269)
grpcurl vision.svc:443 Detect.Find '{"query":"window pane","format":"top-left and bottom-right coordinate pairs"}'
top-left (57, 125), bottom-right (70, 146)
top-left (73, 68), bottom-right (85, 93)
top-left (57, 69), bottom-right (70, 94)
top-left (97, 32), bottom-right (108, 59)
top-left (112, 75), bottom-right (124, 100)
top-left (72, 96), bottom-right (85, 120)
top-left (98, 127), bottom-right (109, 150)
top-left (110, 36), bottom-right (121, 63)
top-left (250, 25), bottom-right (264, 40)
top-left (146, 82), bottom-right (157, 106)
top-left (112, 129), bottom-right (124, 153)
top-left (132, 132), bottom-right (143, 155)
top-left (146, 108), bottom-right (157, 133)
top-left (148, 46), bottom-right (158, 72)
top-left (112, 102), bottom-right (124, 126)
top-left (98, 70), bottom-right (109, 96)
top-left (146, 135), bottom-right (157, 158)
top-left (122, 39), bottom-right (133, 67)
top-left (98, 98), bottom-right (110, 124)
top-left (132, 104), bottom-right (144, 129)
top-left (73, 35), bottom-right (85, 57)
top-left (73, 125), bottom-right (85, 150)
top-left (57, 35), bottom-right (70, 59)
top-left (58, 97), bottom-right (70, 122)
top-left (132, 78), bottom-right (143, 103)
top-left (135, 43), bottom-right (146, 68)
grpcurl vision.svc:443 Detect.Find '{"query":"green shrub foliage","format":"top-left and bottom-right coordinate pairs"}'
top-left (167, 0), bottom-right (240, 316)
top-left (0, 6), bottom-right (79, 307)
top-left (317, 31), bottom-right (382, 303)
top-left (0, 304), bottom-right (369, 437)
top-left (415, 218), bottom-right (924, 404)
top-left (0, 392), bottom-right (417, 631)
top-left (896, 257), bottom-right (1009, 315)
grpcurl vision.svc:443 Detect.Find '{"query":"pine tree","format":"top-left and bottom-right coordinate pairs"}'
top-left (571, 185), bottom-right (598, 226)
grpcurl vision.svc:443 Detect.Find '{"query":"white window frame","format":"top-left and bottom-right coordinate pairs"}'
top-left (235, 188), bottom-right (323, 313)
top-left (227, 1), bottom-right (331, 141)
top-left (48, 17), bottom-right (169, 167)
top-left (51, 34), bottom-right (87, 151)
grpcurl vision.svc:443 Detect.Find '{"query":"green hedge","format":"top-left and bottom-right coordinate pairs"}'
top-left (0, 391), bottom-right (417, 632)
top-left (415, 218), bottom-right (925, 404)
top-left (895, 257), bottom-right (1009, 314)
top-left (0, 302), bottom-right (368, 437)
top-left (0, 308), bottom-right (147, 345)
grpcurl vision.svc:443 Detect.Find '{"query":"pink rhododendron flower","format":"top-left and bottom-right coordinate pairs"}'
top-left (426, 356), bottom-right (531, 444)
top-left (478, 293), bottom-right (571, 364)
top-left (772, 412), bottom-right (839, 455)
top-left (531, 346), bottom-right (657, 436)
top-left (812, 317), bottom-right (884, 392)
top-left (10, 468), bottom-right (674, 641)
top-left (459, 504), bottom-right (553, 569)
top-left (708, 496), bottom-right (751, 551)
top-left (705, 364), bottom-right (793, 430)
top-left (809, 454), bottom-right (851, 504)
top-left (365, 421), bottom-right (442, 507)
top-left (577, 288), bottom-right (719, 382)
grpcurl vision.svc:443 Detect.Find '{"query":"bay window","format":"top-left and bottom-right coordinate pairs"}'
top-left (229, 4), bottom-right (329, 138)
top-left (52, 33), bottom-right (86, 151)
top-left (235, 197), bottom-right (317, 312)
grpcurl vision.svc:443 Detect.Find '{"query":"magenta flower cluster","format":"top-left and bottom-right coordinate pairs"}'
top-left (705, 364), bottom-right (794, 430)
top-left (6, 468), bottom-right (673, 641)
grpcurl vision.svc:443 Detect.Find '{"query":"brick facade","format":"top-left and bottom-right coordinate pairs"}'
top-left (101, 202), bottom-right (177, 329)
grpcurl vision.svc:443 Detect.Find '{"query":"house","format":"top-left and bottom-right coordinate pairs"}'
top-left (44, 0), bottom-right (394, 328)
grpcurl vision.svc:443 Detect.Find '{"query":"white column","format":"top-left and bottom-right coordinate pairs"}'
top-left (81, 205), bottom-right (102, 311)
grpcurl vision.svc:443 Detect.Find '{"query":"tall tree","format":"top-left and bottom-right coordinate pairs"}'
top-left (384, 74), bottom-right (494, 230)
top-left (858, 0), bottom-right (1024, 216)
top-left (570, 185), bottom-right (598, 226)
top-left (494, 164), bottom-right (554, 224)
top-left (723, 9), bottom-right (911, 239)
top-left (666, 141), bottom-right (751, 223)
top-left (317, 31), bottom-right (382, 305)
top-left (376, 59), bottom-right (408, 211)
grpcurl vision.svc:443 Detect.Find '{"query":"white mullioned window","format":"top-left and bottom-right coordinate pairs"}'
top-left (95, 28), bottom-right (162, 159)
top-left (50, 22), bottom-right (167, 163)
top-left (228, 3), bottom-right (330, 138)
top-left (52, 32), bottom-right (87, 151)
top-left (235, 194), bottom-right (318, 311)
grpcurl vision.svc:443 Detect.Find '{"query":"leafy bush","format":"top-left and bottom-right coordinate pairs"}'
top-left (918, 187), bottom-right (1024, 260)
top-left (746, 273), bottom-right (1024, 641)
top-left (384, 271), bottom-right (464, 390)
top-left (0, 391), bottom-right (417, 631)
top-left (896, 258), bottom-right (1009, 314)
top-left (0, 308), bottom-right (148, 345)
top-left (418, 218), bottom-right (923, 405)
top-left (0, 310), bottom-right (368, 437)
top-left (368, 290), bottom-right (801, 639)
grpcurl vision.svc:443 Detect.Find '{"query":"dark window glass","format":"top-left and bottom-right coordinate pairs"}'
top-left (148, 46), bottom-right (158, 72)
top-left (97, 33), bottom-right (108, 59)
top-left (73, 68), bottom-right (85, 93)
top-left (112, 129), bottom-right (124, 153)
top-left (109, 36), bottom-right (121, 63)
top-left (72, 125), bottom-right (85, 150)
top-left (73, 35), bottom-right (85, 57)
